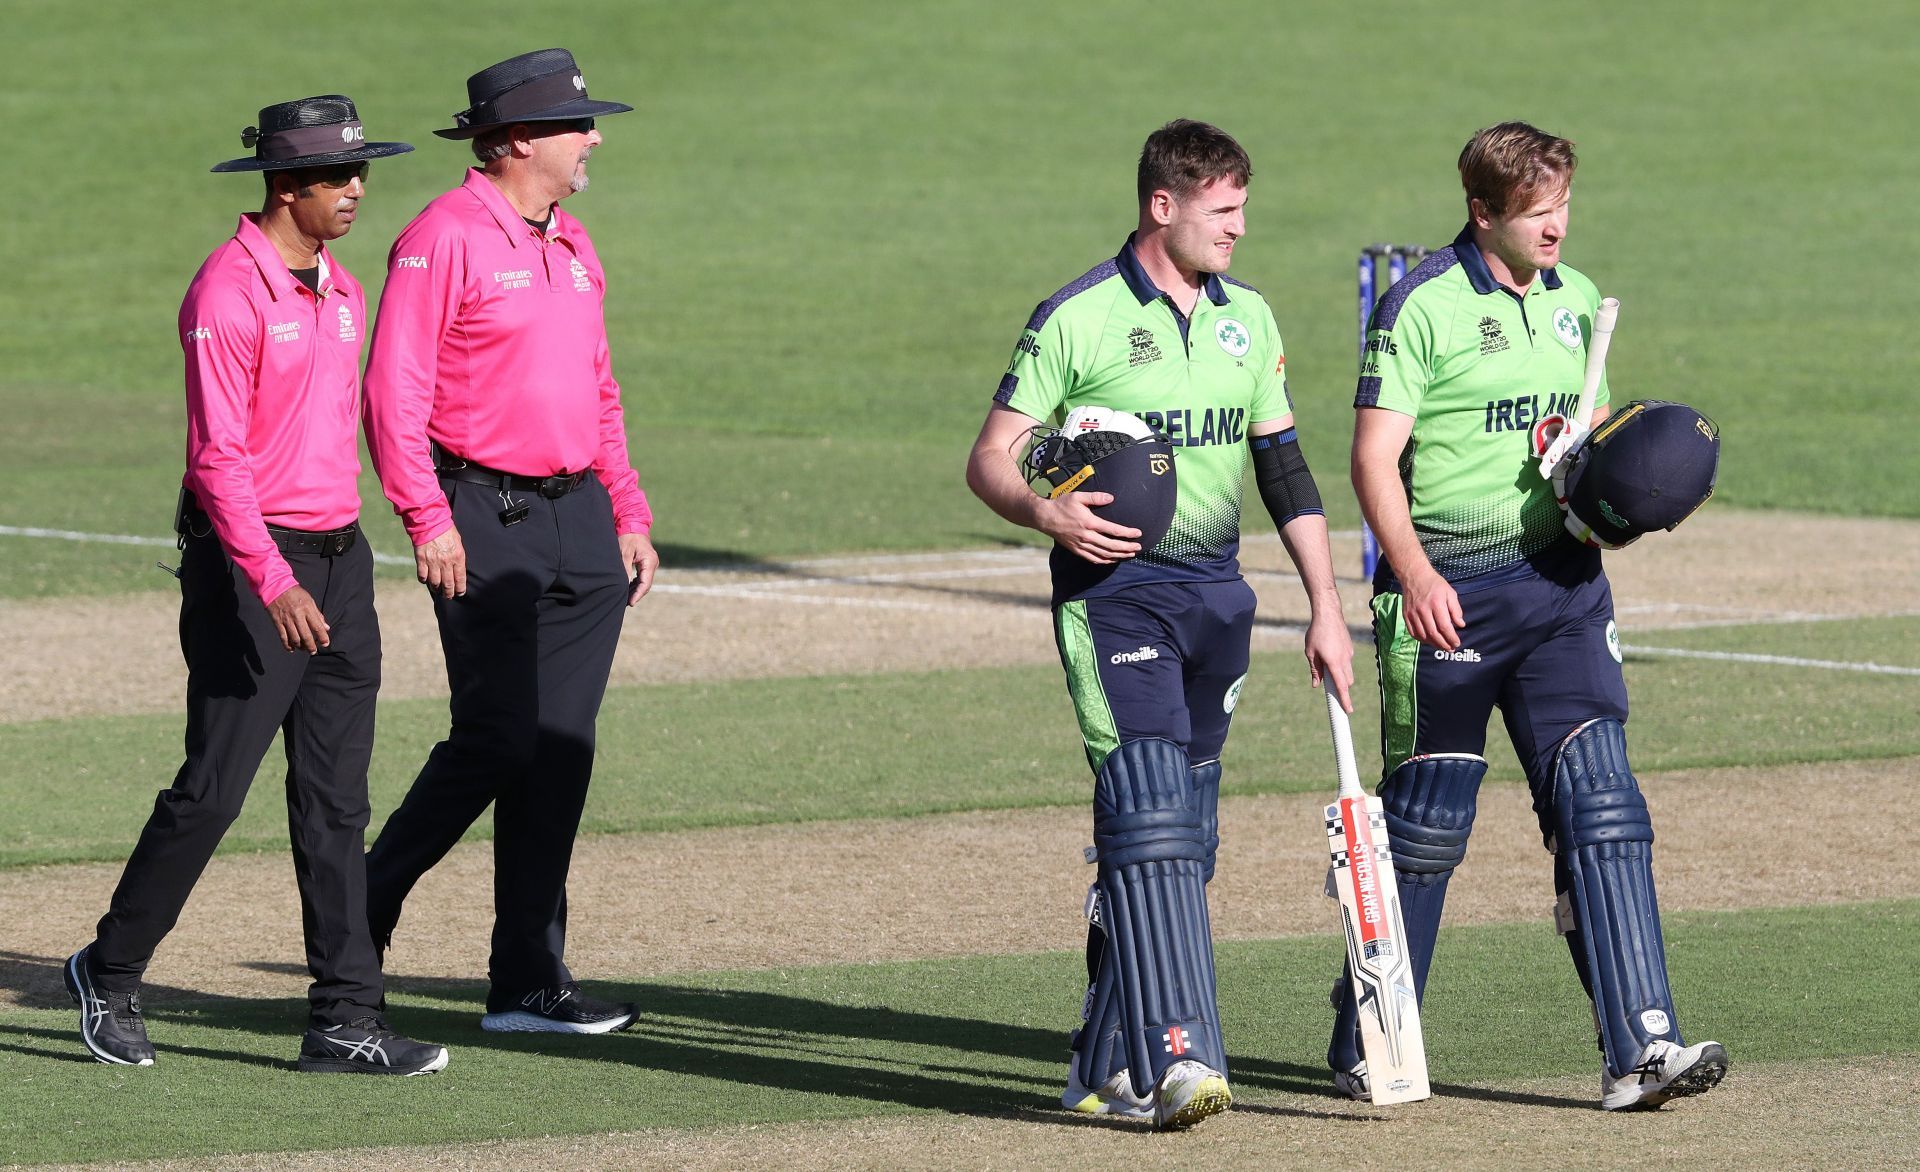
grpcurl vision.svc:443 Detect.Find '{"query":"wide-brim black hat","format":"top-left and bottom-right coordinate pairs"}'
top-left (210, 94), bottom-right (413, 173)
top-left (434, 47), bottom-right (633, 139)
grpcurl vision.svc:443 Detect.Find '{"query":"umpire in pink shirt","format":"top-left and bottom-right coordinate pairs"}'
top-left (363, 49), bottom-right (658, 1035)
top-left (65, 96), bottom-right (449, 1076)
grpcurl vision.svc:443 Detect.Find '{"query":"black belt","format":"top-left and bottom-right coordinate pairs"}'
top-left (266, 524), bottom-right (359, 557)
top-left (177, 511), bottom-right (359, 557)
top-left (433, 446), bottom-right (587, 500)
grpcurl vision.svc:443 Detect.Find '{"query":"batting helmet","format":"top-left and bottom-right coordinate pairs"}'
top-left (1026, 407), bottom-right (1178, 553)
top-left (1562, 400), bottom-right (1720, 549)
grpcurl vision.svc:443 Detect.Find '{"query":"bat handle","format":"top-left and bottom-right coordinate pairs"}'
top-left (1325, 682), bottom-right (1364, 800)
top-left (1573, 297), bottom-right (1621, 432)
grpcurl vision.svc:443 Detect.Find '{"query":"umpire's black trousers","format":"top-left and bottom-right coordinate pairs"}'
top-left (92, 530), bottom-right (384, 1026)
top-left (365, 476), bottom-right (627, 999)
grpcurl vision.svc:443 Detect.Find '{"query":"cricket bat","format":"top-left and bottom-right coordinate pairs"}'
top-left (1539, 296), bottom-right (1620, 479)
top-left (1323, 683), bottom-right (1431, 1105)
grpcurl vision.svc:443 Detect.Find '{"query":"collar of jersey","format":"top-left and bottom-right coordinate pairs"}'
top-left (464, 167), bottom-right (571, 248)
top-left (234, 212), bottom-right (338, 302)
top-left (1452, 223), bottom-right (1562, 296)
top-left (1117, 233), bottom-right (1231, 309)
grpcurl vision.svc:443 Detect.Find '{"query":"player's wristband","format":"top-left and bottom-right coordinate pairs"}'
top-left (1250, 428), bottom-right (1324, 526)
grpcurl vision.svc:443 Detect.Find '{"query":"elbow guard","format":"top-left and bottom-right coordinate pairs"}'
top-left (1250, 428), bottom-right (1324, 526)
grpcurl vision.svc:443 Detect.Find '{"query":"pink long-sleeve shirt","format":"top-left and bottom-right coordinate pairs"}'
top-left (180, 214), bottom-right (366, 607)
top-left (363, 169), bottom-right (652, 545)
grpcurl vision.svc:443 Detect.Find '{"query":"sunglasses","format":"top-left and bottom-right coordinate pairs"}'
top-left (530, 117), bottom-right (595, 137)
top-left (297, 162), bottom-right (370, 189)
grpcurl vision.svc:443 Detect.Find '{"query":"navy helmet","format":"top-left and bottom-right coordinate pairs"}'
top-left (1025, 407), bottom-right (1178, 553)
top-left (1563, 400), bottom-right (1720, 549)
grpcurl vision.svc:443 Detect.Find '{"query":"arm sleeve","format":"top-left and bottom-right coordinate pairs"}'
top-left (363, 220), bottom-right (464, 545)
top-left (180, 288), bottom-right (297, 606)
top-left (1249, 303), bottom-right (1292, 422)
top-left (590, 326), bottom-right (653, 534)
top-left (1355, 291), bottom-right (1437, 416)
top-left (994, 303), bottom-right (1077, 422)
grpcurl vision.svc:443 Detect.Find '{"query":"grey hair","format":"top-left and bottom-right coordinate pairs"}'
top-left (471, 128), bottom-right (514, 165)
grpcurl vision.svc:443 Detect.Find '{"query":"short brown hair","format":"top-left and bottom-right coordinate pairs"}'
top-left (1458, 121), bottom-right (1576, 217)
top-left (1138, 119), bottom-right (1252, 206)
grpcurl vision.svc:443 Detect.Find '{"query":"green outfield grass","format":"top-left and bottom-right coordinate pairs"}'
top-left (0, 901), bottom-right (1912, 1165)
top-left (4, 617), bottom-right (1914, 869)
top-left (2, 0), bottom-right (1915, 597)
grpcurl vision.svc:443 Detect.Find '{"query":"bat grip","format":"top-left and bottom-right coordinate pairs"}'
top-left (1326, 683), bottom-right (1364, 799)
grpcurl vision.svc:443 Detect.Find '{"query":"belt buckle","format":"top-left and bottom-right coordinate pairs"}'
top-left (538, 474), bottom-right (572, 500)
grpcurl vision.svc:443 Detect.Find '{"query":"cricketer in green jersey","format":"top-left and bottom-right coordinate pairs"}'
top-left (966, 120), bottom-right (1352, 1130)
top-left (1333, 121), bottom-right (1728, 1111)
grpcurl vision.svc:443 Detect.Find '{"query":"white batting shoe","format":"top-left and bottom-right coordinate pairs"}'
top-left (1333, 1060), bottom-right (1370, 1102)
top-left (1061, 1064), bottom-right (1152, 1119)
top-left (1602, 1039), bottom-right (1729, 1110)
top-left (1154, 1060), bottom-right (1232, 1131)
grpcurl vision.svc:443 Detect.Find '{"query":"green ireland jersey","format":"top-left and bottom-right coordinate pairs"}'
top-left (1355, 226), bottom-right (1611, 584)
top-left (996, 235), bottom-right (1293, 601)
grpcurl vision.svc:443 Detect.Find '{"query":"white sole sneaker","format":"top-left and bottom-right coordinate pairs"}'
top-left (1333, 1062), bottom-right (1369, 1102)
top-left (479, 1009), bottom-right (635, 1034)
top-left (1155, 1060), bottom-right (1232, 1130)
top-left (1062, 1065), bottom-right (1152, 1119)
top-left (1603, 1039), bottom-right (1729, 1110)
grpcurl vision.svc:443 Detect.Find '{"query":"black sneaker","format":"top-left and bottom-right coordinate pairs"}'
top-left (297, 1017), bottom-right (449, 1075)
top-left (480, 981), bottom-right (637, 1034)
top-left (64, 946), bottom-right (155, 1066)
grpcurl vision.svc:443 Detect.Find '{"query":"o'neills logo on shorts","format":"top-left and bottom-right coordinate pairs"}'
top-left (1109, 645), bottom-right (1160, 665)
top-left (1432, 647), bottom-right (1481, 663)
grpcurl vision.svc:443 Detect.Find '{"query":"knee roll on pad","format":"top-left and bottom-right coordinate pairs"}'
top-left (1093, 738), bottom-right (1224, 1088)
top-left (1379, 753), bottom-right (1487, 878)
top-left (1551, 718), bottom-right (1681, 1075)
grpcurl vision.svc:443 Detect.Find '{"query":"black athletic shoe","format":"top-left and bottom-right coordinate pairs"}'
top-left (296, 1017), bottom-right (449, 1075)
top-left (63, 946), bottom-right (155, 1066)
top-left (480, 981), bottom-right (637, 1034)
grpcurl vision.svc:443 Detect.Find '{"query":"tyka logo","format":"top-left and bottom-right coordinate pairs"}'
top-left (394, 256), bottom-right (428, 269)
top-left (184, 326), bottom-right (213, 342)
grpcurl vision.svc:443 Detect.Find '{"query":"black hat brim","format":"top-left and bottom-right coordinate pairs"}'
top-left (210, 141), bottom-right (416, 173)
top-left (433, 99), bottom-right (634, 140)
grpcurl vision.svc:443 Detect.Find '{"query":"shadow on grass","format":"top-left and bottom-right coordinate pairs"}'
top-left (1230, 1053), bottom-right (1590, 1111)
top-left (6, 951), bottom-right (1588, 1113)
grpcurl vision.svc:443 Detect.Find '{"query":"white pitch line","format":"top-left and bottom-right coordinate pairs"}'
top-left (650, 583), bottom-right (957, 613)
top-left (1619, 644), bottom-right (1920, 676)
top-left (11, 524), bottom-right (1920, 677)
top-left (0, 524), bottom-right (413, 566)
